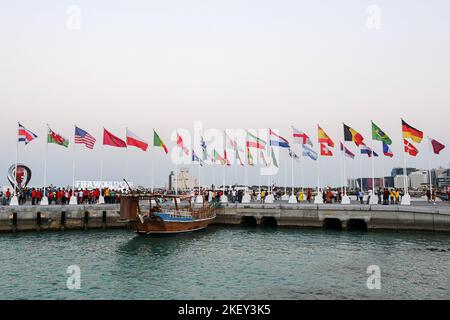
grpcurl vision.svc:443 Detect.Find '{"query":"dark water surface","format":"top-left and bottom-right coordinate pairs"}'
top-left (0, 227), bottom-right (449, 299)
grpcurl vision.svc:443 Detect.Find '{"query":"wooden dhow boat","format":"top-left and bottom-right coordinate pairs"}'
top-left (119, 189), bottom-right (217, 235)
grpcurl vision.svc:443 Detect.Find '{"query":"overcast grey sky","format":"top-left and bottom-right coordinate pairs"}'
top-left (1, 0), bottom-right (449, 188)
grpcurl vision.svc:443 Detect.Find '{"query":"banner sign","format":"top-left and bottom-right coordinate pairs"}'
top-left (75, 181), bottom-right (133, 190)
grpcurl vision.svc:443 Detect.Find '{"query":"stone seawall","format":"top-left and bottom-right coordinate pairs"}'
top-left (1, 203), bottom-right (450, 233)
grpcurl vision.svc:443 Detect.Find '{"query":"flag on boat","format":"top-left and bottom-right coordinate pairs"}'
top-left (302, 144), bottom-right (318, 160)
top-left (269, 129), bottom-right (290, 148)
top-left (404, 139), bottom-right (419, 156)
top-left (48, 127), bottom-right (69, 148)
top-left (372, 121), bottom-right (392, 145)
top-left (292, 126), bottom-right (313, 147)
top-left (382, 142), bottom-right (394, 157)
top-left (126, 128), bottom-right (148, 151)
top-left (340, 142), bottom-right (355, 159)
top-left (176, 132), bottom-right (190, 155)
top-left (343, 124), bottom-right (365, 146)
top-left (429, 137), bottom-right (445, 155)
top-left (317, 125), bottom-right (334, 147)
top-left (18, 123), bottom-right (38, 145)
top-left (246, 131), bottom-right (266, 149)
top-left (103, 128), bottom-right (126, 148)
top-left (192, 150), bottom-right (203, 166)
top-left (270, 148), bottom-right (279, 167)
top-left (320, 143), bottom-right (333, 156)
top-left (402, 119), bottom-right (423, 143)
top-left (75, 126), bottom-right (96, 149)
top-left (247, 147), bottom-right (254, 166)
top-left (153, 130), bottom-right (168, 154)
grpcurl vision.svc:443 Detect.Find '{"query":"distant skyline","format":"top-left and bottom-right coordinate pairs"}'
top-left (1, 0), bottom-right (449, 188)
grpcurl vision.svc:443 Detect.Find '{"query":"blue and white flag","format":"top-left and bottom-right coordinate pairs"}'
top-left (192, 150), bottom-right (203, 166)
top-left (302, 144), bottom-right (318, 160)
top-left (269, 129), bottom-right (290, 148)
top-left (360, 145), bottom-right (379, 157)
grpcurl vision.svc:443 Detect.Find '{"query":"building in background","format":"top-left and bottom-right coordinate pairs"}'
top-left (168, 168), bottom-right (198, 192)
top-left (409, 170), bottom-right (429, 189)
top-left (431, 167), bottom-right (450, 189)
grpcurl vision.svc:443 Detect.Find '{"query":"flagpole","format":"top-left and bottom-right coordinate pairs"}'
top-left (125, 127), bottom-right (129, 182)
top-left (400, 119), bottom-right (411, 205)
top-left (369, 141), bottom-right (377, 204)
top-left (359, 153), bottom-right (363, 193)
top-left (151, 129), bottom-right (155, 193)
top-left (41, 125), bottom-right (49, 205)
top-left (427, 136), bottom-right (433, 198)
top-left (69, 125), bottom-right (78, 205)
top-left (98, 127), bottom-right (105, 204)
top-left (10, 122), bottom-right (20, 205)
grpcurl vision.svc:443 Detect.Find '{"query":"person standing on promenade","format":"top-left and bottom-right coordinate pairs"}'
top-left (426, 189), bottom-right (431, 203)
top-left (298, 190), bottom-right (304, 202)
top-left (395, 189), bottom-right (400, 204)
top-left (377, 188), bottom-right (382, 204)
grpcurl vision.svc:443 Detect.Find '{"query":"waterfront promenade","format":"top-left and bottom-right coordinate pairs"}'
top-left (1, 201), bottom-right (450, 233)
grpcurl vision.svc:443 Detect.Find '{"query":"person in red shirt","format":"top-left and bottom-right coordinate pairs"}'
top-left (31, 188), bottom-right (36, 205)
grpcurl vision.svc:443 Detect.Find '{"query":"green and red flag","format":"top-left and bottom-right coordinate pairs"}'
top-left (213, 149), bottom-right (227, 165)
top-left (48, 127), bottom-right (69, 147)
top-left (153, 130), bottom-right (168, 154)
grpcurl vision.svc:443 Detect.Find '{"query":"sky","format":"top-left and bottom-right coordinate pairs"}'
top-left (0, 0), bottom-right (449, 189)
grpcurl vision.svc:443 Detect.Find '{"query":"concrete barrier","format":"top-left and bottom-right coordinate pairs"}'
top-left (1, 203), bottom-right (450, 233)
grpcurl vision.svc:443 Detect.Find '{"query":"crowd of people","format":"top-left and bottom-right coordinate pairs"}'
top-left (0, 187), bottom-right (123, 206)
top-left (1, 184), bottom-right (448, 206)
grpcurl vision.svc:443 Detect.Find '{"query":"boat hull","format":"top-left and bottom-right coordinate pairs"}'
top-left (131, 216), bottom-right (215, 235)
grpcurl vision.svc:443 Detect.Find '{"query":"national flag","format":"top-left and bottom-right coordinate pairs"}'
top-left (320, 143), bottom-right (333, 156)
top-left (429, 137), bottom-right (445, 155)
top-left (192, 150), bottom-right (203, 166)
top-left (302, 144), bottom-right (318, 161)
top-left (225, 131), bottom-right (244, 152)
top-left (269, 129), bottom-right (290, 148)
top-left (200, 136), bottom-right (208, 160)
top-left (404, 139), bottom-right (419, 156)
top-left (235, 148), bottom-right (244, 166)
top-left (18, 123), bottom-right (38, 145)
top-left (382, 142), bottom-right (394, 158)
top-left (126, 128), bottom-right (148, 151)
top-left (317, 125), bottom-right (334, 147)
top-left (259, 150), bottom-right (268, 167)
top-left (224, 149), bottom-right (231, 166)
top-left (176, 132), bottom-right (190, 155)
top-left (213, 149), bottom-right (227, 165)
top-left (103, 128), bottom-right (126, 148)
top-left (340, 142), bottom-right (355, 159)
top-left (402, 119), bottom-right (423, 143)
top-left (372, 121), bottom-right (392, 145)
top-left (48, 127), bottom-right (69, 148)
top-left (270, 148), bottom-right (278, 168)
top-left (360, 144), bottom-right (375, 157)
top-left (246, 131), bottom-right (266, 149)
top-left (288, 148), bottom-right (300, 161)
top-left (153, 130), bottom-right (168, 154)
top-left (75, 126), bottom-right (96, 149)
top-left (247, 147), bottom-right (254, 166)
top-left (292, 126), bottom-right (313, 147)
top-left (343, 124), bottom-right (365, 146)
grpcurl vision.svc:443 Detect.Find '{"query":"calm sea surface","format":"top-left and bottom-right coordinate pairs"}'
top-left (0, 227), bottom-right (449, 300)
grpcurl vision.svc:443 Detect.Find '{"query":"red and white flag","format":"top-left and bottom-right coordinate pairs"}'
top-left (126, 129), bottom-right (148, 151)
top-left (404, 139), bottom-right (419, 156)
top-left (177, 132), bottom-right (190, 155)
top-left (103, 128), bottom-right (127, 148)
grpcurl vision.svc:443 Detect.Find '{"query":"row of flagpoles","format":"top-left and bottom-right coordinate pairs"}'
top-left (11, 119), bottom-right (446, 205)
